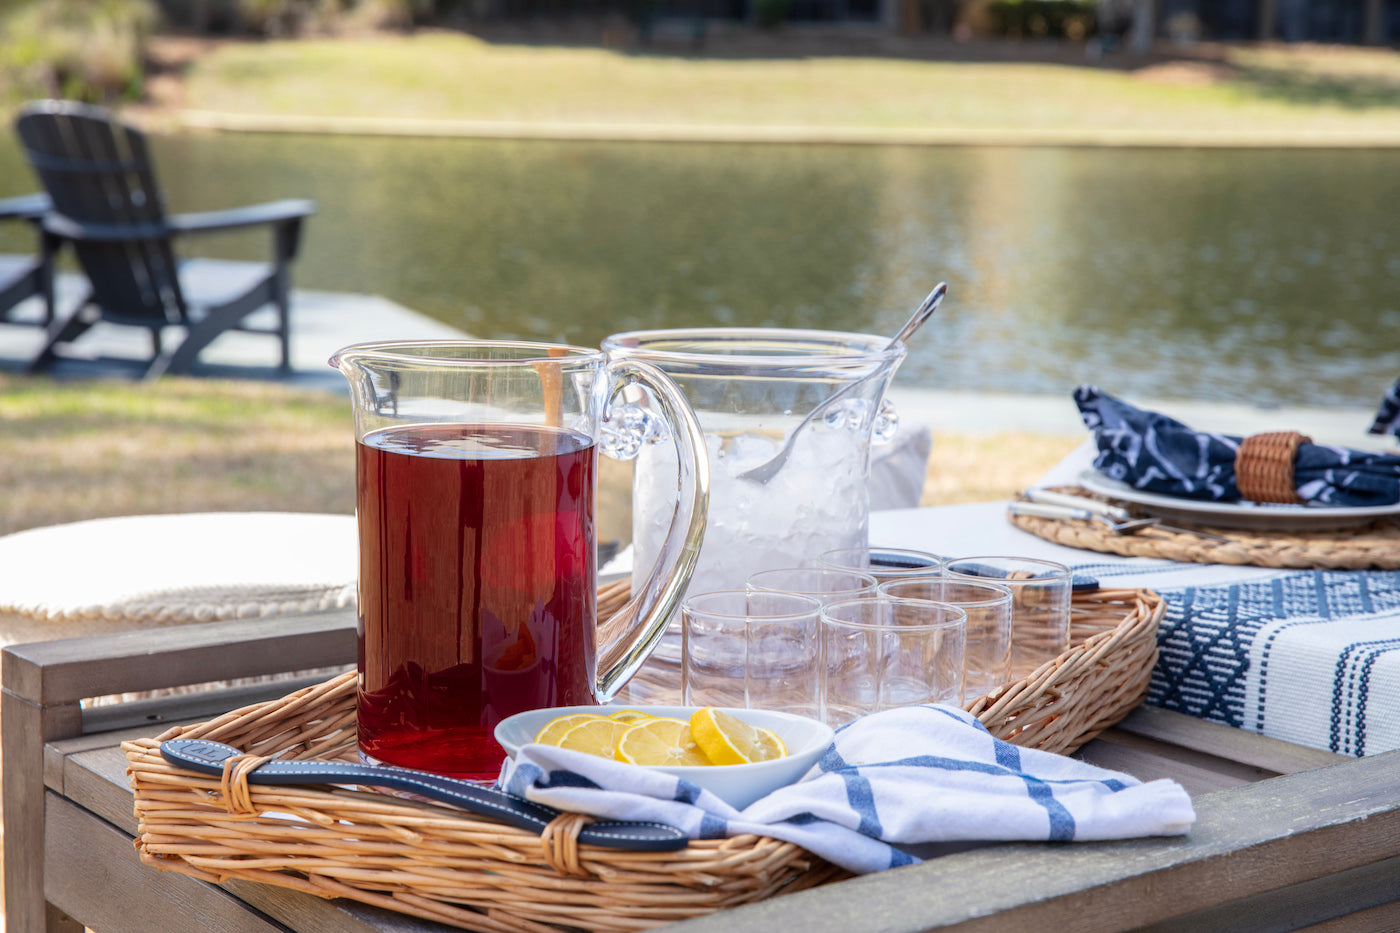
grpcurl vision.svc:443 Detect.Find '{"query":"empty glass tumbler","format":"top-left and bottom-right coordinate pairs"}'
top-left (681, 590), bottom-right (824, 718)
top-left (939, 556), bottom-right (1071, 681)
top-left (820, 596), bottom-right (966, 727)
top-left (878, 577), bottom-right (1013, 701)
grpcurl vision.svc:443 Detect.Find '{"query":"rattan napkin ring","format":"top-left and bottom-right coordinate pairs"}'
top-left (1236, 430), bottom-right (1311, 504)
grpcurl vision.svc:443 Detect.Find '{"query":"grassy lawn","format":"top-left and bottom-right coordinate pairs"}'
top-left (158, 34), bottom-right (1400, 141)
top-left (0, 374), bottom-right (1076, 537)
top-left (0, 375), bottom-right (354, 536)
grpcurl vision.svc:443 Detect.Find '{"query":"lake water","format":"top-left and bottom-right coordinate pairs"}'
top-left (2, 133), bottom-right (1397, 409)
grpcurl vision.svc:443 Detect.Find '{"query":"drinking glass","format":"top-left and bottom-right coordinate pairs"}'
top-left (682, 590), bottom-right (824, 717)
top-left (331, 339), bottom-right (709, 781)
top-left (820, 596), bottom-right (966, 727)
top-left (878, 577), bottom-right (1013, 701)
top-left (746, 567), bottom-right (878, 604)
top-left (817, 546), bottom-right (942, 584)
top-left (939, 556), bottom-right (1071, 681)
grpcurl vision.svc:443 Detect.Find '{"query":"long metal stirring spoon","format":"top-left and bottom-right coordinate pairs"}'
top-left (737, 282), bottom-right (948, 485)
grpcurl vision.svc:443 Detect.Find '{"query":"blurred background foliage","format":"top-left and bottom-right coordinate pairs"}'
top-left (0, 0), bottom-right (159, 103)
top-left (0, 0), bottom-right (1105, 106)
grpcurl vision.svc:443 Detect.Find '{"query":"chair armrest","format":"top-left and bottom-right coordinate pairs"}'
top-left (167, 198), bottom-right (317, 236)
top-left (0, 609), bottom-right (355, 708)
top-left (41, 199), bottom-right (316, 243)
top-left (0, 193), bottom-right (51, 221)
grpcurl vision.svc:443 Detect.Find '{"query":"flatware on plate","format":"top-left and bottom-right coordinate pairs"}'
top-left (1017, 489), bottom-right (1233, 542)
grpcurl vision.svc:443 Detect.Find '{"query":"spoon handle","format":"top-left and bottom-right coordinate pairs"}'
top-left (887, 282), bottom-right (947, 350)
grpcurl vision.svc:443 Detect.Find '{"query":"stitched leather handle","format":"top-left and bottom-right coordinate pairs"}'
top-left (162, 738), bottom-right (688, 852)
top-left (1235, 431), bottom-right (1311, 504)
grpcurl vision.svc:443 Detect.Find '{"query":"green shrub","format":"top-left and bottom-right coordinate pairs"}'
top-left (0, 0), bottom-right (159, 103)
top-left (985, 0), bottom-right (1095, 38)
top-left (754, 0), bottom-right (790, 29)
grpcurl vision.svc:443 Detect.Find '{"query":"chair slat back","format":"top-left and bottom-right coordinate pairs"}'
top-left (15, 101), bottom-right (188, 326)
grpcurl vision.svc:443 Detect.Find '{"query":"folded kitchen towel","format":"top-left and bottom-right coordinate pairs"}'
top-left (1074, 385), bottom-right (1400, 506)
top-left (497, 704), bottom-right (1195, 874)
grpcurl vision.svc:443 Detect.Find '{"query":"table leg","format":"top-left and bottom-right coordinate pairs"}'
top-left (3, 686), bottom-right (83, 933)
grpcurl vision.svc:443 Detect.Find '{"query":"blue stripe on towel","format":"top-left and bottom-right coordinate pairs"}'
top-left (838, 772), bottom-right (884, 838)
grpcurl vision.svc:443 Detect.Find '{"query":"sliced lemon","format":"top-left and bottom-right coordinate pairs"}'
top-left (690, 707), bottom-right (788, 765)
top-left (606, 709), bottom-right (655, 723)
top-left (615, 717), bottom-right (712, 767)
top-left (555, 718), bottom-right (632, 758)
top-left (533, 712), bottom-right (608, 746)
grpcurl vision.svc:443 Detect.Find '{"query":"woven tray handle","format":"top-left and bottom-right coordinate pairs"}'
top-left (1235, 431), bottom-right (1311, 505)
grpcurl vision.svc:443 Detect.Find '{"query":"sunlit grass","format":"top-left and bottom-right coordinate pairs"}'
top-left (0, 375), bottom-right (354, 535)
top-left (0, 373), bottom-right (1075, 537)
top-left (173, 33), bottom-right (1400, 137)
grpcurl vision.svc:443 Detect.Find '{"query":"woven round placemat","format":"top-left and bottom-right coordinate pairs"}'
top-left (1008, 486), bottom-right (1400, 570)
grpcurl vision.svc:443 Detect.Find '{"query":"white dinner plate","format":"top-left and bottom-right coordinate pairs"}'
top-left (1077, 469), bottom-right (1400, 531)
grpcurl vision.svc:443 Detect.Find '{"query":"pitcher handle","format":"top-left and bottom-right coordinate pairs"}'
top-left (594, 358), bottom-right (710, 701)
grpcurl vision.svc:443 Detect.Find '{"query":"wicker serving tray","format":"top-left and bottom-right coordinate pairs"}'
top-left (1009, 485), bottom-right (1400, 570)
top-left (123, 585), bottom-right (1163, 933)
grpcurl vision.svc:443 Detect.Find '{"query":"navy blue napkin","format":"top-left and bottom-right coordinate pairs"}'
top-left (1073, 386), bottom-right (1400, 507)
top-left (1370, 377), bottom-right (1400, 440)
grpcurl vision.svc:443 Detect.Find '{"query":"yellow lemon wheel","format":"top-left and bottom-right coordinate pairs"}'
top-left (532, 712), bottom-right (608, 746)
top-left (690, 707), bottom-right (788, 765)
top-left (554, 718), bottom-right (632, 758)
top-left (615, 717), bottom-right (712, 767)
top-left (606, 709), bottom-right (655, 723)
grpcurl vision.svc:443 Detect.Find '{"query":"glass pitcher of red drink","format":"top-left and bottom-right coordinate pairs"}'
top-left (330, 340), bottom-right (709, 782)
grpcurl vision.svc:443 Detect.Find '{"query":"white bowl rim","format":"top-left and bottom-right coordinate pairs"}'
top-left (495, 704), bottom-right (834, 773)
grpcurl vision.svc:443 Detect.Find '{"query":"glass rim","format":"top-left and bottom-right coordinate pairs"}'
top-left (939, 555), bottom-right (1072, 583)
top-left (746, 567), bottom-right (880, 596)
top-left (877, 578), bottom-right (1014, 608)
top-left (601, 327), bottom-right (905, 368)
top-left (818, 546), bottom-right (942, 574)
top-left (819, 596), bottom-right (968, 631)
top-left (329, 339), bottom-right (603, 369)
top-left (683, 589), bottom-right (824, 622)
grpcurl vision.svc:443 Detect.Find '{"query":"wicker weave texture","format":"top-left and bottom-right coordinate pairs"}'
top-left (123, 586), bottom-right (1162, 932)
top-left (1235, 431), bottom-right (1310, 505)
top-left (1009, 486), bottom-right (1400, 570)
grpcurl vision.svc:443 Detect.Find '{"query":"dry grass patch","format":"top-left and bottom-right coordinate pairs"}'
top-left (0, 374), bottom-right (1076, 541)
top-left (0, 375), bottom-right (354, 536)
top-left (920, 432), bottom-right (1079, 506)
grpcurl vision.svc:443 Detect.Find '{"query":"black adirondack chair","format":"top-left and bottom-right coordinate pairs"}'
top-left (0, 192), bottom-right (55, 327)
top-left (14, 100), bottom-right (316, 378)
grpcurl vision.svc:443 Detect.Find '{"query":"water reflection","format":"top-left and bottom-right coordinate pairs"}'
top-left (1, 134), bottom-right (1396, 408)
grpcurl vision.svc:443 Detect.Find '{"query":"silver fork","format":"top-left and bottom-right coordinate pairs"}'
top-left (1006, 500), bottom-right (1161, 534)
top-left (1018, 488), bottom-right (1233, 543)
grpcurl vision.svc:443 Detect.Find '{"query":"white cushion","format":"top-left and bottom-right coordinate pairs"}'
top-left (0, 512), bottom-right (356, 633)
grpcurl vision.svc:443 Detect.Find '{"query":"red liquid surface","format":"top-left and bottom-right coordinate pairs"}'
top-left (356, 423), bottom-right (598, 781)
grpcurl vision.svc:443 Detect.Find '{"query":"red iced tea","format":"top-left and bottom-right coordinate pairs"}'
top-left (355, 422), bottom-right (598, 781)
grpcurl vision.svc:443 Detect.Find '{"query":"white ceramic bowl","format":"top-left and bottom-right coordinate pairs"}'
top-left (494, 705), bottom-right (834, 810)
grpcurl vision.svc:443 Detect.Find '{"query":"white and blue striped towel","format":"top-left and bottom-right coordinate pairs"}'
top-left (497, 705), bottom-right (1195, 874)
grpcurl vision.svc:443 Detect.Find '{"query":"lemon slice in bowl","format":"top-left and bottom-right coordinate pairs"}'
top-left (533, 712), bottom-right (608, 746)
top-left (555, 718), bottom-right (632, 758)
top-left (606, 709), bottom-right (655, 723)
top-left (690, 707), bottom-right (788, 765)
top-left (615, 717), bottom-right (712, 766)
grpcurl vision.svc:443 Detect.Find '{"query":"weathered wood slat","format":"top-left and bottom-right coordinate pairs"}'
top-left (1075, 738), bottom-right (1258, 795)
top-left (44, 792), bottom-right (291, 933)
top-left (1137, 855), bottom-right (1400, 932)
top-left (2, 610), bottom-right (355, 705)
top-left (664, 748), bottom-right (1400, 933)
top-left (1110, 705), bottom-right (1348, 774)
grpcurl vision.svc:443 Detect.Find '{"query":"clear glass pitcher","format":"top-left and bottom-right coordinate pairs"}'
top-left (330, 340), bottom-right (708, 780)
top-left (600, 328), bottom-right (906, 703)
